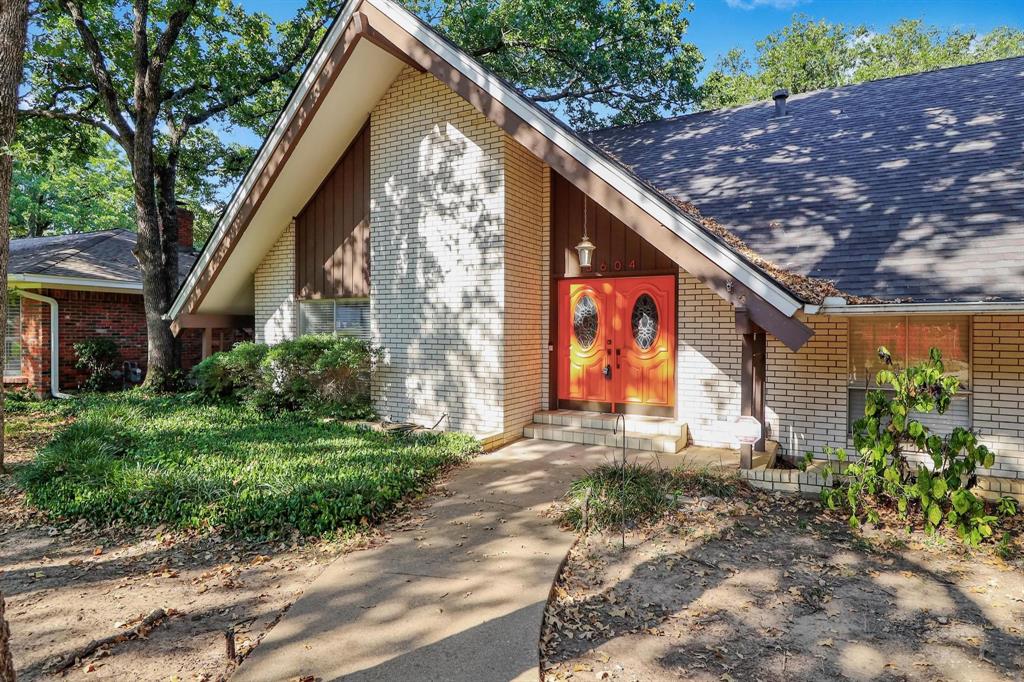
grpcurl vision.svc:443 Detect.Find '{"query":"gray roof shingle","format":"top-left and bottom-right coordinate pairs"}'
top-left (10, 229), bottom-right (197, 286)
top-left (589, 57), bottom-right (1024, 303)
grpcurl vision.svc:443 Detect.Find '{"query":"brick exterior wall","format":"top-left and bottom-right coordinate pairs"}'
top-left (12, 288), bottom-right (208, 395)
top-left (370, 67), bottom-right (508, 442)
top-left (254, 222), bottom-right (297, 344)
top-left (502, 137), bottom-right (547, 443)
top-left (676, 270), bottom-right (742, 447)
top-left (972, 315), bottom-right (1024, 478)
top-left (765, 314), bottom-right (848, 457)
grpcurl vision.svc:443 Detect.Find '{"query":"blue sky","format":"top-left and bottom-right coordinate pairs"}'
top-left (223, 0), bottom-right (1022, 148)
top-left (242, 0), bottom-right (1024, 73)
top-left (687, 0), bottom-right (1023, 73)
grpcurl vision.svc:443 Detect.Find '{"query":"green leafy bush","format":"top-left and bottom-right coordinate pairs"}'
top-left (18, 392), bottom-right (478, 538)
top-left (73, 337), bottom-right (121, 391)
top-left (192, 341), bottom-right (269, 402)
top-left (191, 335), bottom-right (378, 417)
top-left (820, 347), bottom-right (1017, 545)
top-left (255, 335), bottom-right (338, 412)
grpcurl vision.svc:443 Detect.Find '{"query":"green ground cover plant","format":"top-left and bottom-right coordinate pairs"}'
top-left (17, 392), bottom-right (478, 538)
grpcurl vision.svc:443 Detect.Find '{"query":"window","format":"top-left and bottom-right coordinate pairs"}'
top-left (5, 293), bottom-right (21, 377)
top-left (631, 294), bottom-right (659, 350)
top-left (572, 295), bottom-right (598, 349)
top-left (299, 299), bottom-right (370, 339)
top-left (848, 316), bottom-right (970, 433)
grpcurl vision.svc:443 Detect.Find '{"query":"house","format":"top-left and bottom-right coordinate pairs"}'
top-left (7, 209), bottom-right (251, 395)
top-left (168, 0), bottom-right (1024, 484)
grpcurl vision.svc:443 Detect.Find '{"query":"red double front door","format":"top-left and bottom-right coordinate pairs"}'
top-left (557, 275), bottom-right (675, 410)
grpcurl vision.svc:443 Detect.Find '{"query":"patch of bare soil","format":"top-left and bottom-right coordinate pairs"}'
top-left (542, 487), bottom-right (1024, 681)
top-left (0, 412), bottom-right (381, 681)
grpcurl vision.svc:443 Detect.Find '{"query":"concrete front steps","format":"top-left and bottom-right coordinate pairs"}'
top-left (524, 409), bottom-right (689, 454)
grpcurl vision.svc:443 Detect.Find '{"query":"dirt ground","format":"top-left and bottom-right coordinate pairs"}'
top-left (0, 410), bottom-right (383, 681)
top-left (541, 486), bottom-right (1024, 682)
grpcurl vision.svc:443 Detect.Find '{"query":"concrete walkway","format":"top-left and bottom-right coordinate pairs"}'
top-left (234, 439), bottom-right (726, 681)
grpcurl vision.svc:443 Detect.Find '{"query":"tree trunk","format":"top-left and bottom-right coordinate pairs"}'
top-left (0, 591), bottom-right (13, 682)
top-left (131, 151), bottom-right (179, 391)
top-left (0, 0), bottom-right (29, 676)
top-left (0, 0), bottom-right (30, 478)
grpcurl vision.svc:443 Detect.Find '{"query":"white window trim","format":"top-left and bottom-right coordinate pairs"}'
top-left (5, 292), bottom-right (22, 378)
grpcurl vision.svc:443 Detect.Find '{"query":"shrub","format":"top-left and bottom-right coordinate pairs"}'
top-left (195, 335), bottom-right (379, 417)
top-left (820, 347), bottom-right (1016, 545)
top-left (255, 335), bottom-right (337, 412)
top-left (314, 336), bottom-right (379, 416)
top-left (192, 341), bottom-right (268, 402)
top-left (562, 463), bottom-right (674, 532)
top-left (73, 337), bottom-right (121, 391)
top-left (18, 392), bottom-right (479, 538)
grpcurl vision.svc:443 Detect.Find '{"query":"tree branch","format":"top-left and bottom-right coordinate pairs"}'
top-left (17, 107), bottom-right (124, 148)
top-left (147, 0), bottom-right (198, 100)
top-left (57, 0), bottom-right (136, 151)
top-left (180, 17), bottom-right (322, 128)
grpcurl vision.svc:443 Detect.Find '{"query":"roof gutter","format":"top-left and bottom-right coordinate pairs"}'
top-left (9, 273), bottom-right (143, 292)
top-left (807, 299), bottom-right (1024, 316)
top-left (18, 291), bottom-right (71, 399)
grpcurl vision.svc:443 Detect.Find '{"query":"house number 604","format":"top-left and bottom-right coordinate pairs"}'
top-left (598, 259), bottom-right (638, 272)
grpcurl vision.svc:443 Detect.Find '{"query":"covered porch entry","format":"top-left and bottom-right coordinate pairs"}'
top-left (523, 171), bottom-right (797, 459)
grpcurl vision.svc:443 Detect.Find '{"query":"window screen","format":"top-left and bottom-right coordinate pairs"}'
top-left (299, 299), bottom-right (370, 340)
top-left (299, 299), bottom-right (335, 335)
top-left (848, 316), bottom-right (970, 432)
top-left (5, 293), bottom-right (21, 377)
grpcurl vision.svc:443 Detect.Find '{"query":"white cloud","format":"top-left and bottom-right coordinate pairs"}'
top-left (724, 0), bottom-right (806, 9)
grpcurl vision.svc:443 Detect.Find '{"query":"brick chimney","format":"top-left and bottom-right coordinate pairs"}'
top-left (175, 203), bottom-right (194, 250)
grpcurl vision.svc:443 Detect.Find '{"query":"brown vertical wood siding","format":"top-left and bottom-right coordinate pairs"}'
top-left (295, 120), bottom-right (371, 299)
top-left (551, 172), bottom-right (675, 278)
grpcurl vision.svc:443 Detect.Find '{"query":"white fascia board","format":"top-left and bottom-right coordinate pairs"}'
top-left (9, 273), bottom-right (143, 292)
top-left (816, 301), bottom-right (1024, 315)
top-left (369, 0), bottom-right (803, 318)
top-left (168, 0), bottom-right (361, 320)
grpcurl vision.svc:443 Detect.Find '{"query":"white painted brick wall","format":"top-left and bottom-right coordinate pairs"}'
top-left (370, 67), bottom-right (507, 441)
top-left (502, 137), bottom-right (547, 443)
top-left (676, 270), bottom-right (742, 447)
top-left (254, 223), bottom-right (297, 344)
top-left (972, 315), bottom-right (1024, 478)
top-left (766, 315), bottom-right (848, 457)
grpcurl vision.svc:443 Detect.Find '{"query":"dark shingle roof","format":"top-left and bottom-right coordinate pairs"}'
top-left (10, 230), bottom-right (197, 286)
top-left (589, 57), bottom-right (1024, 303)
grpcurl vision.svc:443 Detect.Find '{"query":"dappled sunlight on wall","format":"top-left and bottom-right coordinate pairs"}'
top-left (254, 223), bottom-right (297, 344)
top-left (370, 67), bottom-right (506, 439)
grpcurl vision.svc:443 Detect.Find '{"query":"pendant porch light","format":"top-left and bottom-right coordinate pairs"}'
top-left (575, 195), bottom-right (596, 270)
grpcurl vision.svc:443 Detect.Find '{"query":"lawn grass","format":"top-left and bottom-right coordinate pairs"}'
top-left (16, 392), bottom-right (479, 538)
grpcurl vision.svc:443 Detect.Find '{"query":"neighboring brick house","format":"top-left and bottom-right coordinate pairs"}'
top-left (168, 0), bottom-right (1024, 484)
top-left (6, 210), bottom-right (251, 395)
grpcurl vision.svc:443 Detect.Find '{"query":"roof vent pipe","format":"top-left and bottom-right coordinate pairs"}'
top-left (772, 88), bottom-right (789, 117)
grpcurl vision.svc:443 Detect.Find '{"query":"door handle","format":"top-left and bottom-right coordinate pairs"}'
top-left (615, 348), bottom-right (621, 369)
top-left (602, 364), bottom-right (612, 378)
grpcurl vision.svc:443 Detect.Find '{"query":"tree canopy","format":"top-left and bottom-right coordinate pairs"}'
top-left (410, 0), bottom-right (703, 129)
top-left (10, 119), bottom-right (134, 238)
top-left (700, 17), bottom-right (1024, 110)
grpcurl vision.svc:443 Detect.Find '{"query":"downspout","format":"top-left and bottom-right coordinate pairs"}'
top-left (17, 291), bottom-right (71, 399)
